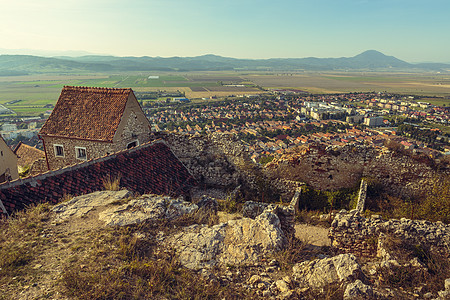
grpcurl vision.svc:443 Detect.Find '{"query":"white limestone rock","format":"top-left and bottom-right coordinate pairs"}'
top-left (165, 208), bottom-right (286, 270)
top-left (52, 190), bottom-right (132, 221)
top-left (99, 194), bottom-right (198, 226)
top-left (292, 254), bottom-right (361, 290)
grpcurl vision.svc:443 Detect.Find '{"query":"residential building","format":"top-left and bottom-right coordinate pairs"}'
top-left (39, 86), bottom-right (152, 171)
top-left (364, 116), bottom-right (384, 127)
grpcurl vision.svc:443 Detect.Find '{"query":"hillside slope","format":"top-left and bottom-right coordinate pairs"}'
top-left (1, 50), bottom-right (449, 74)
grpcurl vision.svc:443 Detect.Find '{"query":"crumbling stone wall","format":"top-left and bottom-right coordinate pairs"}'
top-left (242, 201), bottom-right (296, 239)
top-left (158, 132), bottom-right (261, 190)
top-left (267, 143), bottom-right (446, 198)
top-left (270, 178), bottom-right (305, 200)
top-left (329, 210), bottom-right (450, 257)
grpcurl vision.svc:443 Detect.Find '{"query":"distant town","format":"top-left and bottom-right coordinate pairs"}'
top-left (1, 90), bottom-right (450, 164)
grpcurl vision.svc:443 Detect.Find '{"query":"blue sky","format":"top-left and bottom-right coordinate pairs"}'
top-left (0, 0), bottom-right (449, 62)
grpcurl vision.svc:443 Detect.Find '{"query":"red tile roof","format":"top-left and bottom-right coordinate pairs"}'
top-left (39, 86), bottom-right (132, 141)
top-left (0, 140), bottom-right (197, 215)
top-left (13, 142), bottom-right (45, 167)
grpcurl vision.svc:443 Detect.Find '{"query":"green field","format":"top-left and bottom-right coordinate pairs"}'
top-left (14, 75), bottom-right (191, 88)
top-left (420, 97), bottom-right (450, 107)
top-left (0, 72), bottom-right (449, 116)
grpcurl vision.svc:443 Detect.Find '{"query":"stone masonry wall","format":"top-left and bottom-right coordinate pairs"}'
top-left (157, 132), bottom-right (257, 189)
top-left (329, 210), bottom-right (450, 258)
top-left (42, 136), bottom-right (116, 171)
top-left (267, 143), bottom-right (446, 198)
top-left (30, 158), bottom-right (49, 176)
top-left (116, 111), bottom-right (152, 150)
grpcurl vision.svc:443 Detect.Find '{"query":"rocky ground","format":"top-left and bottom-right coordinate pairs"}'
top-left (1, 190), bottom-right (449, 299)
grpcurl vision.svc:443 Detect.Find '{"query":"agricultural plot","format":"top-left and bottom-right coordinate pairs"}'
top-left (204, 86), bottom-right (261, 92)
top-left (185, 75), bottom-right (244, 82)
top-left (190, 87), bottom-right (208, 92)
top-left (244, 73), bottom-right (450, 96)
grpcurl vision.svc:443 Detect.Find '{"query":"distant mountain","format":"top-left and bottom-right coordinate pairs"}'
top-left (0, 50), bottom-right (449, 75)
top-left (0, 55), bottom-right (113, 74)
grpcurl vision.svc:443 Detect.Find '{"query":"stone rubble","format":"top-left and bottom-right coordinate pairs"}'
top-left (344, 280), bottom-right (377, 300)
top-left (433, 278), bottom-right (450, 300)
top-left (292, 253), bottom-right (361, 290)
top-left (50, 189), bottom-right (450, 299)
top-left (242, 200), bottom-right (296, 239)
top-left (329, 209), bottom-right (450, 257)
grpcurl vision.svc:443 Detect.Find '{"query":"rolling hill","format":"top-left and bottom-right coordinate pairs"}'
top-left (0, 50), bottom-right (449, 75)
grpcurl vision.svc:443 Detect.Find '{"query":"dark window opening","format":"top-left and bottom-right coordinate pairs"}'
top-left (76, 147), bottom-right (87, 160)
top-left (54, 145), bottom-right (64, 157)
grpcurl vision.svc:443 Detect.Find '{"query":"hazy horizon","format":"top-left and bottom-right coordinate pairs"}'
top-left (1, 0), bottom-right (449, 63)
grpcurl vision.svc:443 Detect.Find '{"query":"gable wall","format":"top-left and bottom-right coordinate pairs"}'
top-left (113, 94), bottom-right (152, 149)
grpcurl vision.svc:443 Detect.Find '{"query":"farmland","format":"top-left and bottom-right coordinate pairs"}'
top-left (0, 71), bottom-right (449, 116)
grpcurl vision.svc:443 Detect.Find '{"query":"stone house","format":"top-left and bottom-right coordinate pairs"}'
top-left (0, 136), bottom-right (19, 183)
top-left (39, 86), bottom-right (152, 171)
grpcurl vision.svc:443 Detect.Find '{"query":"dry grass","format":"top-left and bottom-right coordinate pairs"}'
top-left (0, 203), bottom-right (51, 286)
top-left (0, 201), bottom-right (252, 299)
top-left (60, 193), bottom-right (74, 203)
top-left (102, 173), bottom-right (122, 191)
top-left (377, 234), bottom-right (450, 296)
top-left (271, 235), bottom-right (308, 272)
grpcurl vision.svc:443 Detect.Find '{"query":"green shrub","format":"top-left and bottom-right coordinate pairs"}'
top-left (414, 175), bottom-right (450, 223)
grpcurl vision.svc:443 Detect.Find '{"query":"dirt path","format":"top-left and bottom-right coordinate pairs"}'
top-left (295, 224), bottom-right (331, 247)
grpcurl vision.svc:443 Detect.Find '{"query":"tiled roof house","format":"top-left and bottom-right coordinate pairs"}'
top-left (13, 142), bottom-right (45, 174)
top-left (39, 86), bottom-right (152, 171)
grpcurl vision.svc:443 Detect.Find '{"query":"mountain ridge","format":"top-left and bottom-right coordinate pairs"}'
top-left (1, 50), bottom-right (449, 74)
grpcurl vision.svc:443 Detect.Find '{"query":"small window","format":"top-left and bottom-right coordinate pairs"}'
top-left (54, 144), bottom-right (64, 157)
top-left (127, 140), bottom-right (138, 149)
top-left (75, 147), bottom-right (87, 160)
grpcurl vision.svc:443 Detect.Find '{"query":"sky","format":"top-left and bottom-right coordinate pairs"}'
top-left (0, 0), bottom-right (449, 62)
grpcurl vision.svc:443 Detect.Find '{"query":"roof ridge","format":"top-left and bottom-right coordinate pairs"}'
top-left (63, 86), bottom-right (132, 93)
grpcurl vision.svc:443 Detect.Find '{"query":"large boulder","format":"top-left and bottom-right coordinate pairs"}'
top-left (99, 194), bottom-right (198, 226)
top-left (52, 190), bottom-right (199, 226)
top-left (292, 254), bottom-right (361, 290)
top-left (52, 190), bottom-right (133, 221)
top-left (166, 207), bottom-right (286, 270)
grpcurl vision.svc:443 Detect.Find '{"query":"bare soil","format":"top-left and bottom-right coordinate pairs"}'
top-left (295, 223), bottom-right (331, 247)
